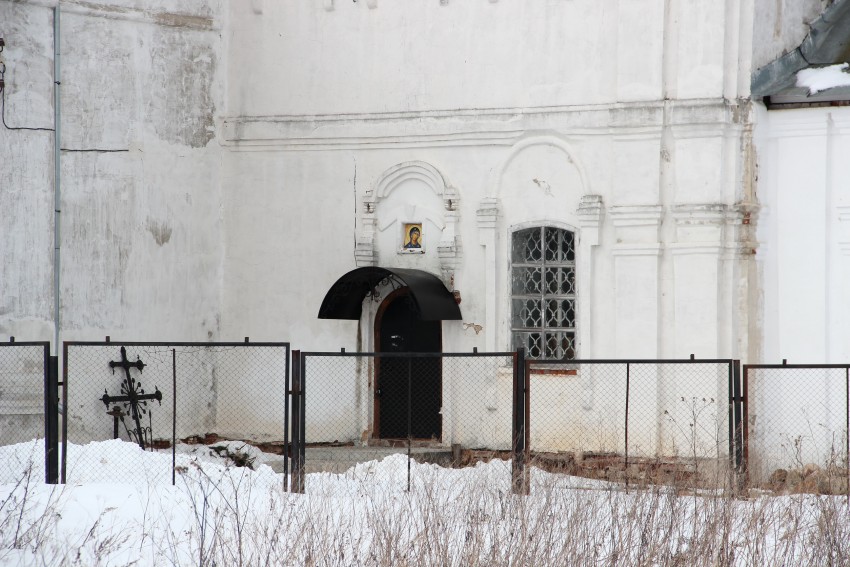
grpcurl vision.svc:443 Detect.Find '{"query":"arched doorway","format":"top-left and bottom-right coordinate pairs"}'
top-left (374, 288), bottom-right (442, 440)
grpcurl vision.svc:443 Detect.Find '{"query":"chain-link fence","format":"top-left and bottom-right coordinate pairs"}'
top-left (291, 351), bottom-right (519, 492)
top-left (62, 341), bottom-right (289, 484)
top-left (744, 364), bottom-right (850, 493)
top-left (0, 341), bottom-right (51, 483)
top-left (526, 359), bottom-right (740, 488)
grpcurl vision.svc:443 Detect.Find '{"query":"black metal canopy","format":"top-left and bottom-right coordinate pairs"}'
top-left (318, 267), bottom-right (462, 321)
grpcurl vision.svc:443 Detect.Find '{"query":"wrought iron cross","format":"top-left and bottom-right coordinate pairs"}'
top-left (100, 346), bottom-right (162, 450)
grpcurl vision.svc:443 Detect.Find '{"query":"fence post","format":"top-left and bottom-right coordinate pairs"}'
top-left (283, 347), bottom-right (291, 491)
top-left (44, 351), bottom-right (59, 484)
top-left (624, 362), bottom-right (630, 488)
top-left (61, 342), bottom-right (68, 484)
top-left (407, 357), bottom-right (412, 493)
top-left (730, 360), bottom-right (745, 489)
top-left (289, 350), bottom-right (305, 493)
top-left (727, 362), bottom-right (733, 470)
top-left (512, 348), bottom-right (529, 495)
top-left (171, 349), bottom-right (177, 486)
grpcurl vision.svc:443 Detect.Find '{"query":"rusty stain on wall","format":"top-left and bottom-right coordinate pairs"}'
top-left (65, 1), bottom-right (216, 30)
top-left (154, 12), bottom-right (214, 31)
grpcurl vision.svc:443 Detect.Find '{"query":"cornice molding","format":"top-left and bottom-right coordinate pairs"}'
top-left (612, 243), bottom-right (662, 257)
top-left (671, 204), bottom-right (729, 225)
top-left (761, 108), bottom-right (850, 138)
top-left (220, 99), bottom-right (746, 150)
top-left (608, 205), bottom-right (664, 227)
top-left (669, 242), bottom-right (726, 255)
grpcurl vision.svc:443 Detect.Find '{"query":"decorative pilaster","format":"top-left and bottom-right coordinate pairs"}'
top-left (575, 195), bottom-right (604, 410)
top-left (838, 206), bottom-right (850, 361)
top-left (577, 195), bottom-right (603, 243)
top-left (437, 187), bottom-right (462, 288)
top-left (839, 206), bottom-right (850, 255)
top-left (669, 204), bottom-right (728, 357)
top-left (477, 197), bottom-right (500, 351)
top-left (576, 195), bottom-right (603, 358)
top-left (609, 205), bottom-right (663, 358)
top-left (355, 190), bottom-right (377, 267)
top-left (723, 202), bottom-right (759, 361)
top-left (608, 204), bottom-right (663, 452)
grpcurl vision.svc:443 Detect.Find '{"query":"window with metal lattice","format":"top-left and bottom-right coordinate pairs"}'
top-left (510, 226), bottom-right (576, 360)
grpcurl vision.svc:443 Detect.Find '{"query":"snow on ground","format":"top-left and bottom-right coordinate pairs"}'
top-left (1, 439), bottom-right (849, 566)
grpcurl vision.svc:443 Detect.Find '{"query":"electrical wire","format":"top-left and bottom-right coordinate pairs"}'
top-left (61, 148), bottom-right (129, 153)
top-left (0, 81), bottom-right (55, 132)
top-left (1, 82), bottom-right (129, 152)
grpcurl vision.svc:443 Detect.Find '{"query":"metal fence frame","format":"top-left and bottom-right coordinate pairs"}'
top-left (289, 351), bottom-right (745, 493)
top-left (742, 362), bottom-right (850, 487)
top-left (524, 357), bottom-right (743, 486)
top-left (289, 349), bottom-right (524, 493)
top-left (0, 340), bottom-right (56, 483)
top-left (41, 342), bottom-right (850, 493)
top-left (62, 339), bottom-right (290, 484)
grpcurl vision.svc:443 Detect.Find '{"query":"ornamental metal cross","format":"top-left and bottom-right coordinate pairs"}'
top-left (100, 346), bottom-right (162, 450)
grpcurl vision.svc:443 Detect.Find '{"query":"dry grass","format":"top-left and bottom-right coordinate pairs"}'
top-left (2, 447), bottom-right (850, 566)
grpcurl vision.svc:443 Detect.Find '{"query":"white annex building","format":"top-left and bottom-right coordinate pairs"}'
top-left (2, 0), bottom-right (850, 474)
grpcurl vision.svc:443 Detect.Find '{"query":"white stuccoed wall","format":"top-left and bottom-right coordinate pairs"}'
top-left (1, 0), bottom-right (225, 344)
top-left (754, 104), bottom-right (850, 365)
top-left (10, 0), bottom-right (837, 460)
top-left (1, 0), bottom-right (226, 444)
top-left (751, 103), bottom-right (850, 480)
top-left (1, 3), bottom-right (56, 342)
top-left (222, 0), bottom-right (757, 353)
top-left (220, 0), bottom-right (759, 455)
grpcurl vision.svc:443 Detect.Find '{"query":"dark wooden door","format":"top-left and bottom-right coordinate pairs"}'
top-left (375, 291), bottom-right (442, 440)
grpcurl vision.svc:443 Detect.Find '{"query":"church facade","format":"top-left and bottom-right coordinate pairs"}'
top-left (2, 1), bottom-right (850, 457)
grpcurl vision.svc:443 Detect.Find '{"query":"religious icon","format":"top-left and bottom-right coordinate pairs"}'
top-left (401, 223), bottom-right (425, 253)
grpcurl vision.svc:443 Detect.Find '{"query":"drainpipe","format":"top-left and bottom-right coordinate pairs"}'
top-left (52, 4), bottom-right (61, 355)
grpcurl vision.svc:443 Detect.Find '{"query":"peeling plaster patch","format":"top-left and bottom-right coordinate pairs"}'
top-left (61, 153), bottom-right (137, 329)
top-left (62, 16), bottom-right (135, 149)
top-left (147, 30), bottom-right (216, 148)
top-left (0, 3), bottom-right (54, 324)
top-left (147, 220), bottom-right (173, 246)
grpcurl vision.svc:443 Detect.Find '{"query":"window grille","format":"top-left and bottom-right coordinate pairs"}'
top-left (511, 226), bottom-right (576, 359)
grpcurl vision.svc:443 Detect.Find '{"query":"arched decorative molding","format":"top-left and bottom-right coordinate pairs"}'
top-left (487, 135), bottom-right (592, 200)
top-left (477, 136), bottom-right (601, 353)
top-left (357, 161), bottom-right (462, 287)
top-left (372, 161), bottom-right (450, 201)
